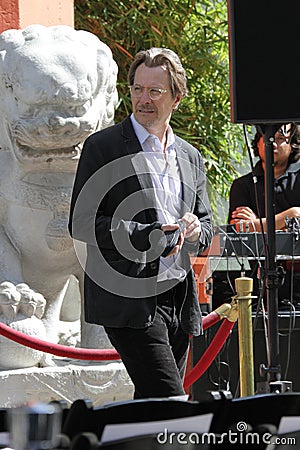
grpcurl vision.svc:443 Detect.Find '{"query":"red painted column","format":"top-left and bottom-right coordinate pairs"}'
top-left (0, 0), bottom-right (74, 33)
top-left (0, 0), bottom-right (20, 31)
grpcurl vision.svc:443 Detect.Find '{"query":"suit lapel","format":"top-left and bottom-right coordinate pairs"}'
top-left (175, 137), bottom-right (195, 214)
top-left (121, 117), bottom-right (158, 221)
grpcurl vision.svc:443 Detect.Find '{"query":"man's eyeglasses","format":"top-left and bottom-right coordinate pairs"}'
top-left (273, 134), bottom-right (291, 146)
top-left (130, 84), bottom-right (168, 101)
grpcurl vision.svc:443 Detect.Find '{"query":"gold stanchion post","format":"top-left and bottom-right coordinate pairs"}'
top-left (235, 276), bottom-right (255, 397)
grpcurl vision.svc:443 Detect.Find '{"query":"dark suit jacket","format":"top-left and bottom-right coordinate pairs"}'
top-left (69, 116), bottom-right (213, 336)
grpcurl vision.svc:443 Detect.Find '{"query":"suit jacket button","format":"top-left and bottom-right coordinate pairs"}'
top-left (150, 263), bottom-right (157, 270)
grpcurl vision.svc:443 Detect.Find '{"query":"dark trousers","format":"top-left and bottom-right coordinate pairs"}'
top-left (104, 284), bottom-right (190, 399)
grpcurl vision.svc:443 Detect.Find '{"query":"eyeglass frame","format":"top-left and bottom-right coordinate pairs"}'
top-left (271, 125), bottom-right (294, 146)
top-left (130, 84), bottom-right (168, 101)
top-left (272, 134), bottom-right (291, 146)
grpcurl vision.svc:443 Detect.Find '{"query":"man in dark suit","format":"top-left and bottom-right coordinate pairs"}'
top-left (69, 47), bottom-right (213, 399)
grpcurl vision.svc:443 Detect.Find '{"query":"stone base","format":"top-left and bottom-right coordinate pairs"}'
top-left (0, 359), bottom-right (134, 408)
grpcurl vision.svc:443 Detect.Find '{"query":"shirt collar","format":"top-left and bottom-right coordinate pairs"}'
top-left (130, 113), bottom-right (175, 151)
top-left (285, 159), bottom-right (300, 174)
top-left (130, 113), bottom-right (149, 146)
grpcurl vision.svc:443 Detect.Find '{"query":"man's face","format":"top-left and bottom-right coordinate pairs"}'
top-left (131, 63), bottom-right (181, 136)
top-left (258, 125), bottom-right (292, 165)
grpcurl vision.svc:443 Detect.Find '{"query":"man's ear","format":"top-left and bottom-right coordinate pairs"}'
top-left (173, 94), bottom-right (182, 110)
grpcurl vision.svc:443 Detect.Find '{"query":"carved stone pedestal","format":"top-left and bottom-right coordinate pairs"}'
top-left (0, 359), bottom-right (134, 408)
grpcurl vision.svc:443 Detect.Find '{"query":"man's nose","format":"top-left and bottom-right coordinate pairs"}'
top-left (139, 89), bottom-right (152, 101)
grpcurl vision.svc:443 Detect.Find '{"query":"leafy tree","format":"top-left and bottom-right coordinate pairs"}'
top-left (74, 0), bottom-right (245, 221)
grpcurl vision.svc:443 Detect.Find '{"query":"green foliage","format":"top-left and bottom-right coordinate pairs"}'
top-left (74, 0), bottom-right (245, 221)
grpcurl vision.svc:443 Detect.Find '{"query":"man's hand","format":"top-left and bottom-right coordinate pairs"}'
top-left (180, 212), bottom-right (201, 242)
top-left (285, 206), bottom-right (300, 219)
top-left (160, 212), bottom-right (201, 257)
top-left (161, 223), bottom-right (185, 256)
top-left (230, 206), bottom-right (258, 231)
top-left (275, 207), bottom-right (300, 230)
top-left (230, 206), bottom-right (300, 232)
top-left (230, 206), bottom-right (257, 222)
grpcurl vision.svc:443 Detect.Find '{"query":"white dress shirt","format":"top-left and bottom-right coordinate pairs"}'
top-left (130, 114), bottom-right (186, 282)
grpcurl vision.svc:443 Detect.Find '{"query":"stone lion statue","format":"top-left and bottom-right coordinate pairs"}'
top-left (0, 25), bottom-right (118, 367)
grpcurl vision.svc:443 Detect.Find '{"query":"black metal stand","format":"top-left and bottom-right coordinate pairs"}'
top-left (255, 124), bottom-right (292, 393)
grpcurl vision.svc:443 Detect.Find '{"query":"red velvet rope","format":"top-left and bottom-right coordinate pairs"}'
top-left (183, 318), bottom-right (235, 389)
top-left (0, 310), bottom-right (226, 388)
top-left (0, 321), bottom-right (120, 360)
top-left (0, 312), bottom-right (221, 361)
top-left (202, 311), bottom-right (221, 331)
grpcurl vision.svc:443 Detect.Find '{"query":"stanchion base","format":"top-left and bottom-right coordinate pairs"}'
top-left (256, 380), bottom-right (293, 394)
